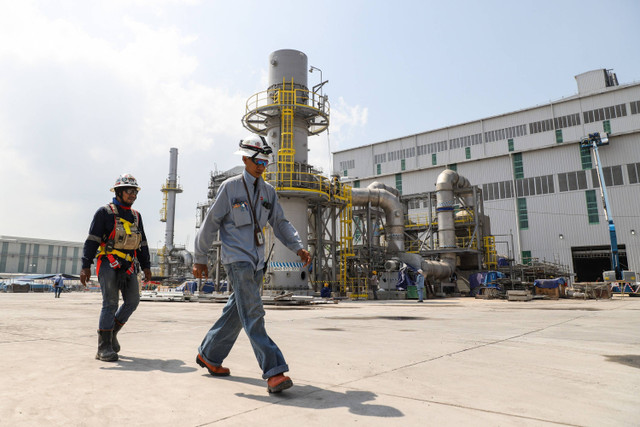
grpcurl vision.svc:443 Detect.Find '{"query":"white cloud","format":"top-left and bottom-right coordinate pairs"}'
top-left (307, 97), bottom-right (368, 175)
top-left (0, 1), bottom-right (369, 247)
top-left (0, 2), bottom-right (248, 243)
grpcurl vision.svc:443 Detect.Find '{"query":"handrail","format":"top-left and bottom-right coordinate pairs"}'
top-left (243, 86), bottom-right (330, 135)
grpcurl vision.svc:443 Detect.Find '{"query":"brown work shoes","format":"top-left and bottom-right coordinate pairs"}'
top-left (196, 354), bottom-right (230, 376)
top-left (267, 373), bottom-right (293, 393)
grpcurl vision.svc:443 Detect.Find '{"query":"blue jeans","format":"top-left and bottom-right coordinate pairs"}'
top-left (198, 261), bottom-right (288, 379)
top-left (98, 262), bottom-right (140, 330)
top-left (417, 286), bottom-right (425, 301)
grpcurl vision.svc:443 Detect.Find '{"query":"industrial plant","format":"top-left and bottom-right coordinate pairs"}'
top-left (182, 50), bottom-right (639, 300)
top-left (2, 50), bottom-right (638, 300)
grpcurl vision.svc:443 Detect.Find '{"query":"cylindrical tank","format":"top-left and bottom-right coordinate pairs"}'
top-left (262, 49), bottom-right (313, 292)
top-left (268, 49), bottom-right (308, 90)
top-left (265, 117), bottom-right (309, 165)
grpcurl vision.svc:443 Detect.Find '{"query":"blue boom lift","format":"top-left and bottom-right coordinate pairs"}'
top-left (579, 132), bottom-right (622, 280)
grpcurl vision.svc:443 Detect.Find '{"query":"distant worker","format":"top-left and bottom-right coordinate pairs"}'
top-left (369, 270), bottom-right (379, 300)
top-left (416, 269), bottom-right (425, 302)
top-left (53, 274), bottom-right (64, 298)
top-left (320, 282), bottom-right (332, 298)
top-left (192, 135), bottom-right (311, 393)
top-left (80, 174), bottom-right (152, 362)
top-left (332, 175), bottom-right (341, 197)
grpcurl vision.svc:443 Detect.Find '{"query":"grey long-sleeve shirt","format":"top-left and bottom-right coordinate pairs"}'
top-left (194, 169), bottom-right (304, 270)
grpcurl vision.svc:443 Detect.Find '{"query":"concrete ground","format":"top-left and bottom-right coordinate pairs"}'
top-left (0, 293), bottom-right (638, 427)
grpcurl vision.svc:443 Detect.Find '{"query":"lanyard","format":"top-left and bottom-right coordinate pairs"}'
top-left (242, 177), bottom-right (259, 221)
top-left (242, 177), bottom-right (264, 246)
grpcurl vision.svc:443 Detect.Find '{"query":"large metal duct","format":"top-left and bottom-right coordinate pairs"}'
top-left (360, 170), bottom-right (472, 281)
top-left (396, 252), bottom-right (452, 279)
top-left (351, 182), bottom-right (405, 253)
top-left (176, 249), bottom-right (193, 267)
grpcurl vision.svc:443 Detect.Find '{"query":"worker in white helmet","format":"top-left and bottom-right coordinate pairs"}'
top-left (80, 174), bottom-right (152, 362)
top-left (193, 135), bottom-right (311, 393)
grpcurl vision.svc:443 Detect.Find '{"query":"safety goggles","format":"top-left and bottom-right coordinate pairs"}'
top-left (250, 157), bottom-right (269, 167)
top-left (123, 188), bottom-right (139, 195)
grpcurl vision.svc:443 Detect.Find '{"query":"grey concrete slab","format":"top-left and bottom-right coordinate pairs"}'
top-left (0, 293), bottom-right (638, 426)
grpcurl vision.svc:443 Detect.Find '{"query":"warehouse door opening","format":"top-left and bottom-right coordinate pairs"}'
top-left (571, 245), bottom-right (627, 282)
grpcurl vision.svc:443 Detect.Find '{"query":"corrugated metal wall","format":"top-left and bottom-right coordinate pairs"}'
top-left (333, 82), bottom-right (640, 275)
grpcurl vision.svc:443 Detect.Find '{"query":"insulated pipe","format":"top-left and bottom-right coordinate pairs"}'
top-left (172, 249), bottom-right (193, 267)
top-left (396, 252), bottom-right (452, 280)
top-left (353, 170), bottom-right (471, 282)
top-left (351, 182), bottom-right (405, 253)
top-left (436, 169), bottom-right (471, 272)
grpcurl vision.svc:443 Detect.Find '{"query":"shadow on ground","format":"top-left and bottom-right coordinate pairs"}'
top-left (100, 356), bottom-right (197, 373)
top-left (605, 354), bottom-right (640, 369)
top-left (219, 376), bottom-right (403, 418)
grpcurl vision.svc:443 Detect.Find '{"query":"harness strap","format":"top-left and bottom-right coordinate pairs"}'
top-left (96, 203), bottom-right (139, 277)
top-left (97, 246), bottom-right (134, 262)
top-left (119, 218), bottom-right (133, 234)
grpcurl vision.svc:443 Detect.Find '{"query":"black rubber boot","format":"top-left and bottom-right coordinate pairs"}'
top-left (95, 330), bottom-right (118, 362)
top-left (112, 321), bottom-right (124, 353)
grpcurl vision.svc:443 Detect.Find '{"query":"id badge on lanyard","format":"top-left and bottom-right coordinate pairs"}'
top-left (243, 177), bottom-right (264, 247)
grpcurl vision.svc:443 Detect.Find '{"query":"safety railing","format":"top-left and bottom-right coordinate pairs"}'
top-left (243, 84), bottom-right (330, 135)
top-left (484, 236), bottom-right (497, 269)
top-left (263, 170), bottom-right (332, 198)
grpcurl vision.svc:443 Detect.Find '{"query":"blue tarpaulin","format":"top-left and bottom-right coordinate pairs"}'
top-left (468, 271), bottom-right (506, 295)
top-left (533, 278), bottom-right (566, 289)
top-left (175, 281), bottom-right (217, 293)
top-left (468, 273), bottom-right (486, 296)
top-left (396, 266), bottom-right (417, 290)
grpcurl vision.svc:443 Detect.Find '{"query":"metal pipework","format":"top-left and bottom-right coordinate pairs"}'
top-left (377, 170), bottom-right (472, 281)
top-left (351, 182), bottom-right (405, 253)
top-left (436, 169), bottom-right (471, 272)
top-left (176, 249), bottom-right (193, 267)
top-left (396, 252), bottom-right (452, 280)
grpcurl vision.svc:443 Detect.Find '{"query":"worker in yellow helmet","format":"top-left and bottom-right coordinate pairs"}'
top-left (370, 270), bottom-right (379, 300)
top-left (320, 282), bottom-right (332, 298)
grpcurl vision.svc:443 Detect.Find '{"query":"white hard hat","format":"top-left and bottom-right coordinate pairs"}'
top-left (235, 134), bottom-right (273, 161)
top-left (417, 269), bottom-right (424, 274)
top-left (110, 173), bottom-right (141, 192)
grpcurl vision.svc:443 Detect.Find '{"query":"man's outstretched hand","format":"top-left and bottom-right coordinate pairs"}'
top-left (80, 268), bottom-right (91, 286)
top-left (297, 249), bottom-right (312, 268)
top-left (193, 263), bottom-right (208, 279)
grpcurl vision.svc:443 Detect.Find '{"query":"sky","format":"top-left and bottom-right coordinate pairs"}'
top-left (1, 0), bottom-right (639, 250)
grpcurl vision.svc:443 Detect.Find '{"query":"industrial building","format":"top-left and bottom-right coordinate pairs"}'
top-left (0, 235), bottom-right (160, 277)
top-left (333, 69), bottom-right (640, 282)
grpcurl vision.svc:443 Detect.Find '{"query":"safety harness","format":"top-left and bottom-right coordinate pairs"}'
top-left (96, 203), bottom-right (141, 276)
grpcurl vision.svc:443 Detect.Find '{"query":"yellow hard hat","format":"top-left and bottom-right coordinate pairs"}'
top-left (372, 271), bottom-right (377, 275)
top-left (323, 282), bottom-right (329, 287)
